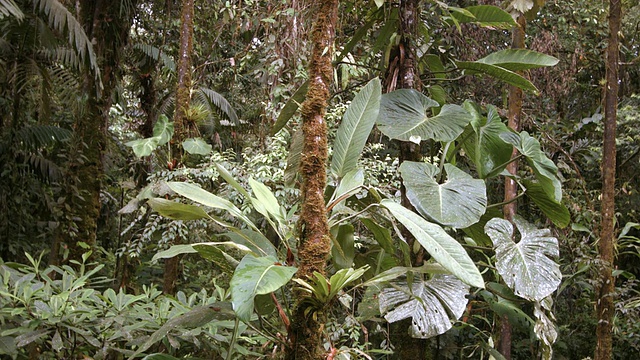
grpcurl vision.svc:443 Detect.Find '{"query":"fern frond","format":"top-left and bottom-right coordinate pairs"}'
top-left (21, 152), bottom-right (64, 182)
top-left (15, 124), bottom-right (72, 150)
top-left (197, 87), bottom-right (239, 125)
top-left (0, 0), bottom-right (24, 21)
top-left (133, 43), bottom-right (176, 72)
top-left (33, 0), bottom-right (101, 89)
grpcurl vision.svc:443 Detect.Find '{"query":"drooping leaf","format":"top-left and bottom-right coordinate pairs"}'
top-left (477, 49), bottom-right (558, 71)
top-left (460, 103), bottom-right (512, 178)
top-left (230, 254), bottom-right (297, 322)
top-left (125, 137), bottom-right (159, 158)
top-left (199, 87), bottom-right (239, 125)
top-left (0, 0), bottom-right (24, 21)
top-left (449, 5), bottom-right (517, 29)
top-left (485, 216), bottom-right (561, 301)
top-left (249, 178), bottom-right (283, 222)
top-left (379, 275), bottom-right (469, 338)
top-left (377, 89), bottom-right (472, 143)
top-left (534, 297), bottom-right (557, 360)
top-left (381, 200), bottom-right (485, 288)
top-left (480, 290), bottom-right (534, 331)
top-left (220, 229), bottom-right (278, 258)
top-left (400, 162), bottom-right (487, 229)
top-left (331, 78), bottom-right (381, 178)
top-left (329, 168), bottom-right (364, 213)
top-left (167, 182), bottom-right (257, 230)
top-left (501, 131), bottom-right (562, 201)
top-left (152, 242), bottom-right (249, 262)
top-left (182, 137), bottom-right (212, 155)
top-left (523, 180), bottom-right (570, 228)
top-left (284, 127), bottom-right (303, 187)
top-left (272, 81), bottom-right (308, 135)
top-left (133, 43), bottom-right (176, 72)
top-left (152, 114), bottom-right (174, 145)
top-left (361, 218), bottom-right (394, 253)
top-left (213, 163), bottom-right (250, 199)
top-left (147, 198), bottom-right (209, 220)
top-left (129, 303), bottom-right (234, 359)
top-left (331, 224), bottom-right (356, 269)
top-left (455, 61), bottom-right (538, 93)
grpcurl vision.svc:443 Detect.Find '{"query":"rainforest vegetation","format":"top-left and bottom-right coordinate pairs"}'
top-left (1, 0), bottom-right (639, 359)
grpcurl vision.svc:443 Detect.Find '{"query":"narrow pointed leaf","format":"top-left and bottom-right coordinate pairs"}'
top-left (377, 89), bottom-right (472, 143)
top-left (379, 275), bottom-right (469, 338)
top-left (330, 168), bottom-right (364, 212)
top-left (331, 78), bottom-right (381, 178)
top-left (272, 81), bottom-right (308, 135)
top-left (284, 127), bottom-right (303, 187)
top-left (455, 61), bottom-right (538, 93)
top-left (485, 216), bottom-right (561, 301)
top-left (230, 254), bottom-right (297, 322)
top-left (214, 163), bottom-right (250, 199)
top-left (249, 179), bottom-right (283, 221)
top-left (147, 198), bottom-right (209, 220)
top-left (400, 162), bottom-right (487, 229)
top-left (381, 200), bottom-right (484, 288)
top-left (477, 49), bottom-right (559, 71)
top-left (331, 224), bottom-right (356, 269)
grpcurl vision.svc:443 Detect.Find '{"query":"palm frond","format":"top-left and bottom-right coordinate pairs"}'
top-left (0, 0), bottom-right (24, 21)
top-left (15, 124), bottom-right (72, 150)
top-left (197, 87), bottom-right (239, 125)
top-left (33, 0), bottom-right (101, 89)
top-left (21, 152), bottom-right (64, 182)
top-left (133, 43), bottom-right (176, 72)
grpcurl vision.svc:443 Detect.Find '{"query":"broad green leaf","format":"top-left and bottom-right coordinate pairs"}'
top-left (329, 168), bottom-right (364, 213)
top-left (220, 229), bottom-right (277, 258)
top-left (152, 244), bottom-right (198, 261)
top-left (249, 178), bottom-right (283, 222)
top-left (331, 78), bottom-right (381, 178)
top-left (523, 180), bottom-right (570, 228)
top-left (272, 81), bottom-right (308, 135)
top-left (461, 103), bottom-right (512, 178)
top-left (230, 254), bottom-right (297, 322)
top-left (361, 218), bottom-right (394, 253)
top-left (191, 243), bottom-right (238, 274)
top-left (182, 137), bottom-right (212, 155)
top-left (331, 224), bottom-right (356, 269)
top-left (152, 114), bottom-right (174, 145)
top-left (284, 127), bottom-right (303, 187)
top-left (455, 60), bottom-right (538, 93)
top-left (381, 200), bottom-right (484, 288)
top-left (130, 303), bottom-right (234, 359)
top-left (501, 131), bottom-right (562, 201)
top-left (421, 55), bottom-right (446, 79)
top-left (147, 198), bottom-right (209, 220)
top-left (125, 137), bottom-right (159, 158)
top-left (379, 275), bottom-right (469, 338)
top-left (167, 182), bottom-right (257, 230)
top-left (485, 216), bottom-right (561, 301)
top-left (477, 49), bottom-right (559, 71)
top-left (400, 162), bottom-right (487, 229)
top-left (214, 163), bottom-right (250, 199)
top-left (480, 290), bottom-right (535, 331)
top-left (377, 89), bottom-right (472, 143)
top-left (450, 5), bottom-right (517, 29)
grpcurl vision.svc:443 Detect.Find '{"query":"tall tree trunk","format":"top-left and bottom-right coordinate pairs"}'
top-left (286, 0), bottom-right (338, 358)
top-left (163, 0), bottom-right (195, 296)
top-left (595, 0), bottom-right (620, 359)
top-left (54, 0), bottom-right (137, 264)
top-left (500, 13), bottom-right (526, 360)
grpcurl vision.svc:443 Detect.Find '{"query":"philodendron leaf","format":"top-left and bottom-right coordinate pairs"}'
top-left (461, 103), bottom-right (512, 178)
top-left (534, 297), bottom-right (558, 360)
top-left (153, 114), bottom-right (174, 145)
top-left (400, 162), bottom-right (487, 229)
top-left (500, 131), bottom-right (562, 201)
top-left (147, 198), bottom-right (209, 220)
top-left (230, 254), bottom-right (297, 322)
top-left (485, 216), bottom-right (561, 301)
top-left (477, 49), bottom-right (559, 71)
top-left (182, 137), bottom-right (212, 155)
top-left (379, 275), bottom-right (469, 338)
top-left (125, 137), bottom-right (159, 158)
top-left (523, 180), bottom-right (570, 228)
top-left (381, 200), bottom-right (484, 288)
top-left (331, 78), bottom-right (381, 178)
top-left (377, 89), bottom-right (472, 143)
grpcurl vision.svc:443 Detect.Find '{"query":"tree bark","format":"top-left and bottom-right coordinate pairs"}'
top-left (500, 13), bottom-right (526, 360)
top-left (594, 1), bottom-right (620, 359)
top-left (163, 0), bottom-right (195, 295)
top-left (286, 0), bottom-right (338, 358)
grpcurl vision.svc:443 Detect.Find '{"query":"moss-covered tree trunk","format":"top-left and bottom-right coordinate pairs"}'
top-left (595, 1), bottom-right (620, 359)
top-left (52, 0), bottom-right (137, 265)
top-left (500, 13), bottom-right (526, 360)
top-left (286, 0), bottom-right (338, 358)
top-left (163, 0), bottom-right (195, 296)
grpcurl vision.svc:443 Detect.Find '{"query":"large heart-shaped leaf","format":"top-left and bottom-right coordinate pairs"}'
top-left (379, 275), bottom-right (469, 338)
top-left (461, 103), bottom-right (512, 178)
top-left (500, 131), bottom-right (562, 201)
top-left (331, 78), bottom-right (381, 178)
top-left (153, 114), bottom-right (174, 145)
top-left (230, 254), bottom-right (297, 322)
top-left (455, 61), bottom-right (538, 93)
top-left (182, 137), bottom-right (212, 155)
top-left (125, 137), bottom-right (160, 158)
top-left (449, 5), bottom-right (517, 29)
top-left (377, 89), bottom-right (472, 143)
top-left (381, 200), bottom-right (484, 288)
top-left (485, 216), bottom-right (561, 301)
top-left (477, 49), bottom-right (559, 71)
top-left (400, 162), bottom-right (487, 229)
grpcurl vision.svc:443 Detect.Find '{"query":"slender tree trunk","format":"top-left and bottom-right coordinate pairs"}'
top-left (163, 0), bottom-right (195, 295)
top-left (595, 1), bottom-right (620, 359)
top-left (286, 0), bottom-right (338, 358)
top-left (500, 13), bottom-right (526, 360)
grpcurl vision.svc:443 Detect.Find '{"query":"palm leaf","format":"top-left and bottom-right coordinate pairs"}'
top-left (133, 43), bottom-right (176, 72)
top-left (15, 124), bottom-right (72, 150)
top-left (198, 87), bottom-right (239, 125)
top-left (0, 0), bottom-right (24, 21)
